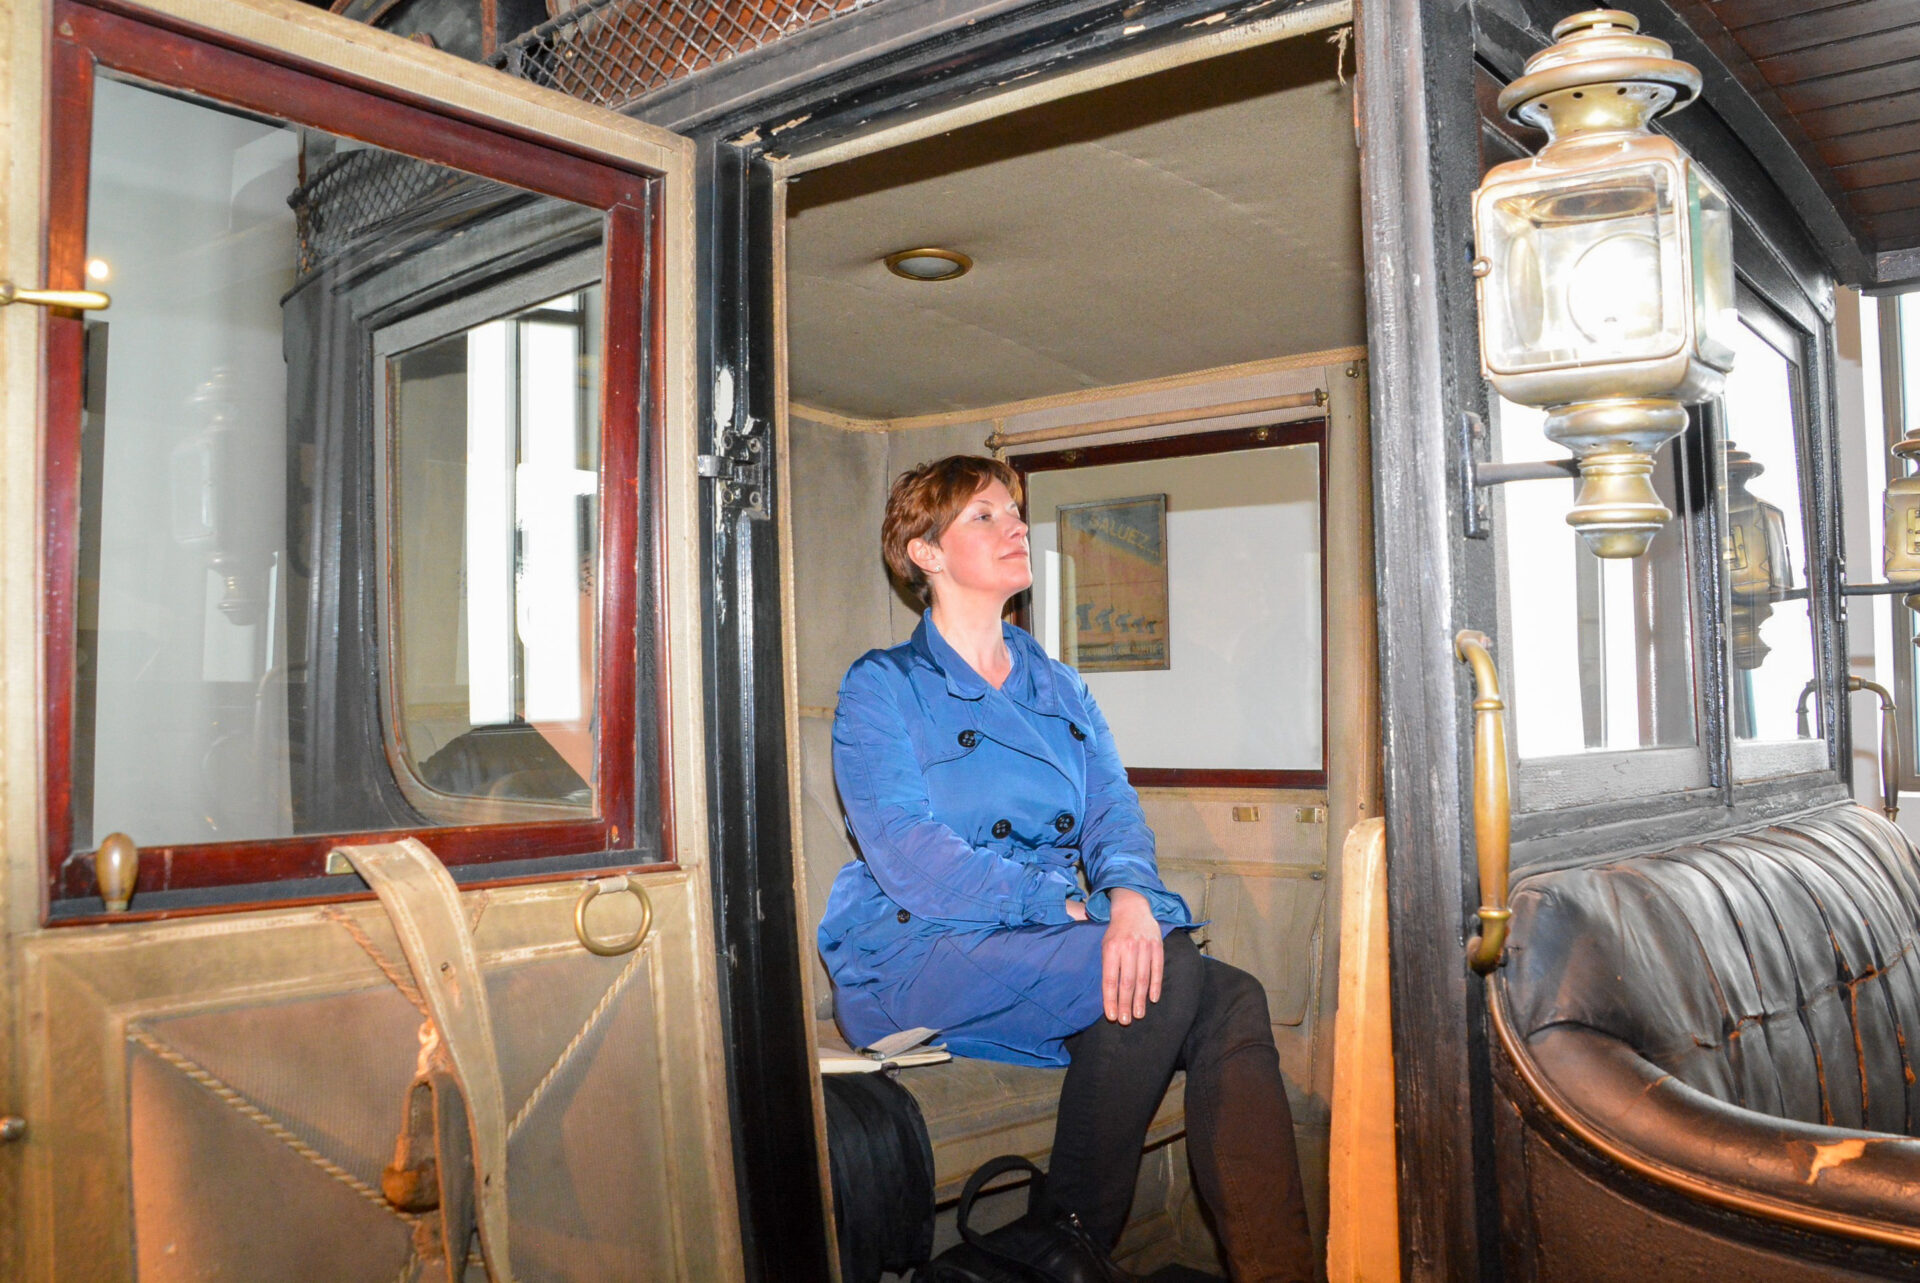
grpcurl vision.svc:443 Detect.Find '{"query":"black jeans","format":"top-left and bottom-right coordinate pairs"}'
top-left (1045, 931), bottom-right (1313, 1283)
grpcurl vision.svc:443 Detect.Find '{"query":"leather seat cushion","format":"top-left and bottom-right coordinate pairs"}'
top-left (1504, 804), bottom-right (1920, 1136)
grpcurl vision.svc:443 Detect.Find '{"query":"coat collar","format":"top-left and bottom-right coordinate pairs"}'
top-left (911, 611), bottom-right (1064, 718)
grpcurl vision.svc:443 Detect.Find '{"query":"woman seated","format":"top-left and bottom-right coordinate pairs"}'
top-left (818, 455), bottom-right (1312, 1282)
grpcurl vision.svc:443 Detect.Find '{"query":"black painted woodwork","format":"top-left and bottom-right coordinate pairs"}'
top-left (1361, 2), bottom-right (1502, 1276)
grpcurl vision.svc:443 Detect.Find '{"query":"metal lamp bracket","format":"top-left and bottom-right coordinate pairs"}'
top-left (1459, 410), bottom-right (1580, 540)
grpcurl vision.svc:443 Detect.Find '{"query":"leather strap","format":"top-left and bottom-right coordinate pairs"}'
top-left (957, 1154), bottom-right (1045, 1246)
top-left (336, 839), bottom-right (513, 1282)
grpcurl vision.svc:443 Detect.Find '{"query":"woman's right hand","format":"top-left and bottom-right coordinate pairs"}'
top-left (1101, 888), bottom-right (1163, 1024)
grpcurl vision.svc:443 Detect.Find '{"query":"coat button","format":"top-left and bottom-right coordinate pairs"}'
top-left (992, 819), bottom-right (1012, 839)
top-left (958, 730), bottom-right (979, 748)
top-left (897, 909), bottom-right (911, 923)
top-left (1069, 723), bottom-right (1086, 741)
top-left (1054, 812), bottom-right (1075, 834)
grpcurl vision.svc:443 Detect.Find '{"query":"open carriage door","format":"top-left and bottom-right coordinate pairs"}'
top-left (0, 0), bottom-right (741, 1277)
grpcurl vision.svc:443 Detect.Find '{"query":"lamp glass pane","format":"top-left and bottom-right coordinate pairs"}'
top-left (1690, 165), bottom-right (1738, 372)
top-left (1480, 162), bottom-right (1685, 374)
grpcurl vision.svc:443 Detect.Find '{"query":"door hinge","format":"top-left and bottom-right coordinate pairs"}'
top-left (700, 418), bottom-right (769, 519)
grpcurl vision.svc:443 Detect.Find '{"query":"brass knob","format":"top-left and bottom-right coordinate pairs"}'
top-left (96, 833), bottom-right (138, 912)
top-left (0, 281), bottom-right (108, 310)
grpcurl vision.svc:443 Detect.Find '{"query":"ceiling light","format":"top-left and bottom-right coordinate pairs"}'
top-left (884, 248), bottom-right (972, 282)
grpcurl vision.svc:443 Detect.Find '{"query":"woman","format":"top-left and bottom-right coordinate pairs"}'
top-left (818, 455), bottom-right (1312, 1282)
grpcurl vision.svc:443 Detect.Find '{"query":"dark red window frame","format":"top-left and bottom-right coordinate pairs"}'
top-left (43, 0), bottom-right (673, 919)
top-left (1010, 420), bottom-right (1331, 792)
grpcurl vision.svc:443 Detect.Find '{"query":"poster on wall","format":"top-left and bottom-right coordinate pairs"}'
top-left (1057, 494), bottom-right (1169, 673)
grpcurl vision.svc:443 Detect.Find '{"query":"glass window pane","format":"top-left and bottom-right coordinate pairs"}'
top-left (1024, 443), bottom-right (1321, 772)
top-left (1721, 318), bottom-right (1818, 746)
top-left (72, 71), bottom-right (605, 851)
top-left (1496, 399), bottom-right (1698, 758)
top-left (388, 288), bottom-right (602, 816)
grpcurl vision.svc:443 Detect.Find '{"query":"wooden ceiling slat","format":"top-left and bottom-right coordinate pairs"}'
top-left (1800, 88), bottom-right (1920, 140)
top-left (1819, 118), bottom-right (1920, 166)
top-left (1857, 204), bottom-right (1920, 246)
top-left (1713, 0), bottom-right (1870, 30)
top-left (1738, 1), bottom-right (1920, 60)
top-left (1777, 58), bottom-right (1920, 114)
top-left (1841, 181), bottom-right (1920, 216)
top-left (1756, 23), bottom-right (1920, 86)
top-left (1833, 147), bottom-right (1920, 190)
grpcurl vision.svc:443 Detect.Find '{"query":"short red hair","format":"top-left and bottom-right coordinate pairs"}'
top-left (882, 455), bottom-right (1024, 608)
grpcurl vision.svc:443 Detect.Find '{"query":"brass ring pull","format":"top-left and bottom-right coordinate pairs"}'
top-left (1454, 630), bottom-right (1512, 975)
top-left (573, 875), bottom-right (653, 956)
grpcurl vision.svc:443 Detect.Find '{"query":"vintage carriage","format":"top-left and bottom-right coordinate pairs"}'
top-left (5, 0), bottom-right (1920, 1279)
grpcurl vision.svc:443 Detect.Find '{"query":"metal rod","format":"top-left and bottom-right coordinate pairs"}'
top-left (984, 389), bottom-right (1327, 450)
top-left (1471, 458), bottom-right (1579, 486)
top-left (1773, 582), bottom-right (1917, 601)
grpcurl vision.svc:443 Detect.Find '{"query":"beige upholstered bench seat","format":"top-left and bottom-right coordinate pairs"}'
top-left (823, 1020), bottom-right (1187, 1202)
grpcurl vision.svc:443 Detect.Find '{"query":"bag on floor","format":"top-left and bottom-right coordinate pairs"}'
top-left (915, 1154), bottom-right (1135, 1283)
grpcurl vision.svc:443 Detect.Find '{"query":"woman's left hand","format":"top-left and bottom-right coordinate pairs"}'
top-left (1102, 888), bottom-right (1163, 1024)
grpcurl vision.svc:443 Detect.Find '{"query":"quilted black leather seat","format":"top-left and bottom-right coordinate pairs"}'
top-left (1500, 803), bottom-right (1920, 1234)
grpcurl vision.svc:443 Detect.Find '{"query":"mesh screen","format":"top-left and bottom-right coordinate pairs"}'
top-left (494, 0), bottom-right (883, 112)
top-left (291, 148), bottom-right (468, 275)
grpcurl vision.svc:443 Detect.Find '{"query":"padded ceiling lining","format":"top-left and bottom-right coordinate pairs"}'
top-left (785, 33), bottom-right (1364, 423)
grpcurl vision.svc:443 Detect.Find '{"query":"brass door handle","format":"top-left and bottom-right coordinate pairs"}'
top-left (1454, 630), bottom-right (1512, 974)
top-left (1850, 676), bottom-right (1901, 823)
top-left (1801, 677), bottom-right (1903, 821)
top-left (0, 281), bottom-right (108, 310)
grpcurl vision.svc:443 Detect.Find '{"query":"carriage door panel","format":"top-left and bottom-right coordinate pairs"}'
top-left (9, 2), bottom-right (734, 1277)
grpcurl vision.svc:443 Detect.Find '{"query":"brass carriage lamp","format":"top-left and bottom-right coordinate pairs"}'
top-left (1883, 424), bottom-right (1920, 616)
top-left (1471, 9), bottom-right (1737, 558)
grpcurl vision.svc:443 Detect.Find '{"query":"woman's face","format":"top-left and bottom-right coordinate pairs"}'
top-left (914, 479), bottom-right (1031, 607)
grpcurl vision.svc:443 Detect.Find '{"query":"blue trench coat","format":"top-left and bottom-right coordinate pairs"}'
top-left (818, 612), bottom-right (1196, 1067)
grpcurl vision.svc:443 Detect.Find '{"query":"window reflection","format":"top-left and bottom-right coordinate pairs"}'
top-left (1719, 318), bottom-right (1818, 744)
top-left (388, 287), bottom-right (603, 815)
top-left (1497, 399), bottom-right (1697, 758)
top-left (75, 76), bottom-right (308, 849)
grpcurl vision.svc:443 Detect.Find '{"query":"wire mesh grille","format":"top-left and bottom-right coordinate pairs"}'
top-left (291, 149), bottom-right (469, 276)
top-left (495, 0), bottom-right (884, 112)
